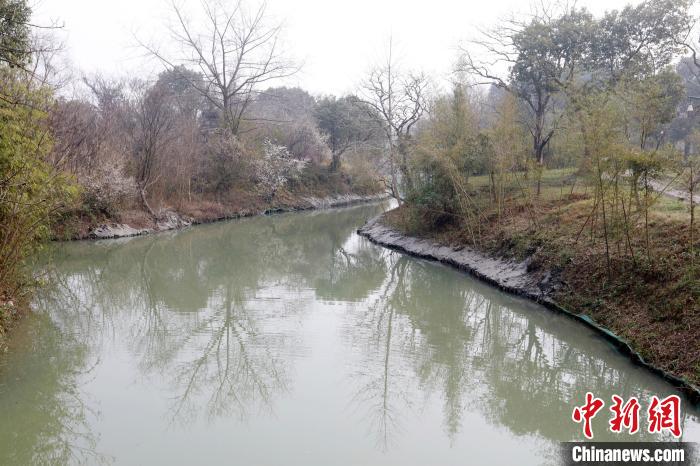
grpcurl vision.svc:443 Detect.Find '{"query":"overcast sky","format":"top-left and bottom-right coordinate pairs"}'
top-left (34, 0), bottom-right (646, 96)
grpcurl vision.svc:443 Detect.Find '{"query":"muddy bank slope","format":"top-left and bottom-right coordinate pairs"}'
top-left (358, 214), bottom-right (700, 403)
top-left (77, 193), bottom-right (389, 240)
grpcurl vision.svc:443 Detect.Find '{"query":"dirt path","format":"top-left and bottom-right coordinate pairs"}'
top-left (650, 179), bottom-right (699, 204)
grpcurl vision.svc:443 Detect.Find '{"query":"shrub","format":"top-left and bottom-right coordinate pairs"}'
top-left (79, 163), bottom-right (136, 217)
top-left (195, 131), bottom-right (256, 195)
top-left (255, 139), bottom-right (306, 199)
top-left (405, 151), bottom-right (461, 228)
top-left (344, 159), bottom-right (382, 195)
top-left (0, 72), bottom-right (78, 299)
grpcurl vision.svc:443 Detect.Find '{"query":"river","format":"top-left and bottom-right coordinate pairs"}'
top-left (0, 201), bottom-right (698, 465)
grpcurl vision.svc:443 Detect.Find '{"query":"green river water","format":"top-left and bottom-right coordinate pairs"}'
top-left (0, 201), bottom-right (698, 465)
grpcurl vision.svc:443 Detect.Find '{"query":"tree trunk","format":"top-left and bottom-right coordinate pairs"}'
top-left (397, 140), bottom-right (413, 194)
top-left (534, 139), bottom-right (546, 196)
top-left (388, 144), bottom-right (401, 205)
top-left (690, 163), bottom-right (695, 273)
top-left (140, 186), bottom-right (157, 220)
top-left (330, 152), bottom-right (341, 172)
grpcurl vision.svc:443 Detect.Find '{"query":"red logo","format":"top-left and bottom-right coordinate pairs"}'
top-left (572, 392), bottom-right (605, 439)
top-left (609, 395), bottom-right (640, 434)
top-left (572, 393), bottom-right (682, 439)
top-left (647, 395), bottom-right (682, 438)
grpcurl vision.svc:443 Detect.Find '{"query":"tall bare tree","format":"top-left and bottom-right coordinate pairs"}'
top-left (359, 41), bottom-right (428, 200)
top-left (142, 0), bottom-right (296, 135)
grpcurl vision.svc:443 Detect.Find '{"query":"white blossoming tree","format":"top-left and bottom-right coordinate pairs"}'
top-left (256, 140), bottom-right (307, 199)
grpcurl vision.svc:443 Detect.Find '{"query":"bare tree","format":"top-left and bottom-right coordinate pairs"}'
top-left (141, 0), bottom-right (296, 135)
top-left (359, 40), bottom-right (428, 200)
top-left (130, 82), bottom-right (176, 218)
top-left (48, 99), bottom-right (100, 174)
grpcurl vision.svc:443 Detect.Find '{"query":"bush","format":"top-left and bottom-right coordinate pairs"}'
top-left (405, 151), bottom-right (461, 229)
top-left (0, 72), bottom-right (78, 298)
top-left (255, 139), bottom-right (306, 199)
top-left (194, 131), bottom-right (256, 195)
top-left (344, 159), bottom-right (382, 195)
top-left (79, 164), bottom-right (135, 217)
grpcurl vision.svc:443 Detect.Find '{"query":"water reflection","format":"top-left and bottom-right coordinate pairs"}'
top-left (1, 201), bottom-right (697, 464)
top-left (346, 253), bottom-right (699, 450)
top-left (33, 206), bottom-right (391, 425)
top-left (0, 314), bottom-right (105, 465)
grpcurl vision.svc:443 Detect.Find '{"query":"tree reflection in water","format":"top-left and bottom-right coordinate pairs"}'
top-left (344, 250), bottom-right (699, 448)
top-left (0, 314), bottom-right (106, 465)
top-left (31, 204), bottom-right (390, 428)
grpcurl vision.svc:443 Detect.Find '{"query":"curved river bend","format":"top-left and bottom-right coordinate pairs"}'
top-left (0, 201), bottom-right (698, 465)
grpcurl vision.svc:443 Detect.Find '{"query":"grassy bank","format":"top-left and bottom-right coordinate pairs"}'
top-left (386, 170), bottom-right (700, 387)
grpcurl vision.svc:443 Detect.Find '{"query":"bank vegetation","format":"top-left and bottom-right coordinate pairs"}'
top-left (383, 0), bottom-right (700, 386)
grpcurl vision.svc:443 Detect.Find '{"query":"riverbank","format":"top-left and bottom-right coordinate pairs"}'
top-left (0, 297), bottom-right (24, 352)
top-left (359, 206), bottom-right (700, 402)
top-left (54, 191), bottom-right (389, 241)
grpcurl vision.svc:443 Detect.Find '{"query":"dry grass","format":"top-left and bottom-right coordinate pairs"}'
top-left (117, 209), bottom-right (153, 228)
